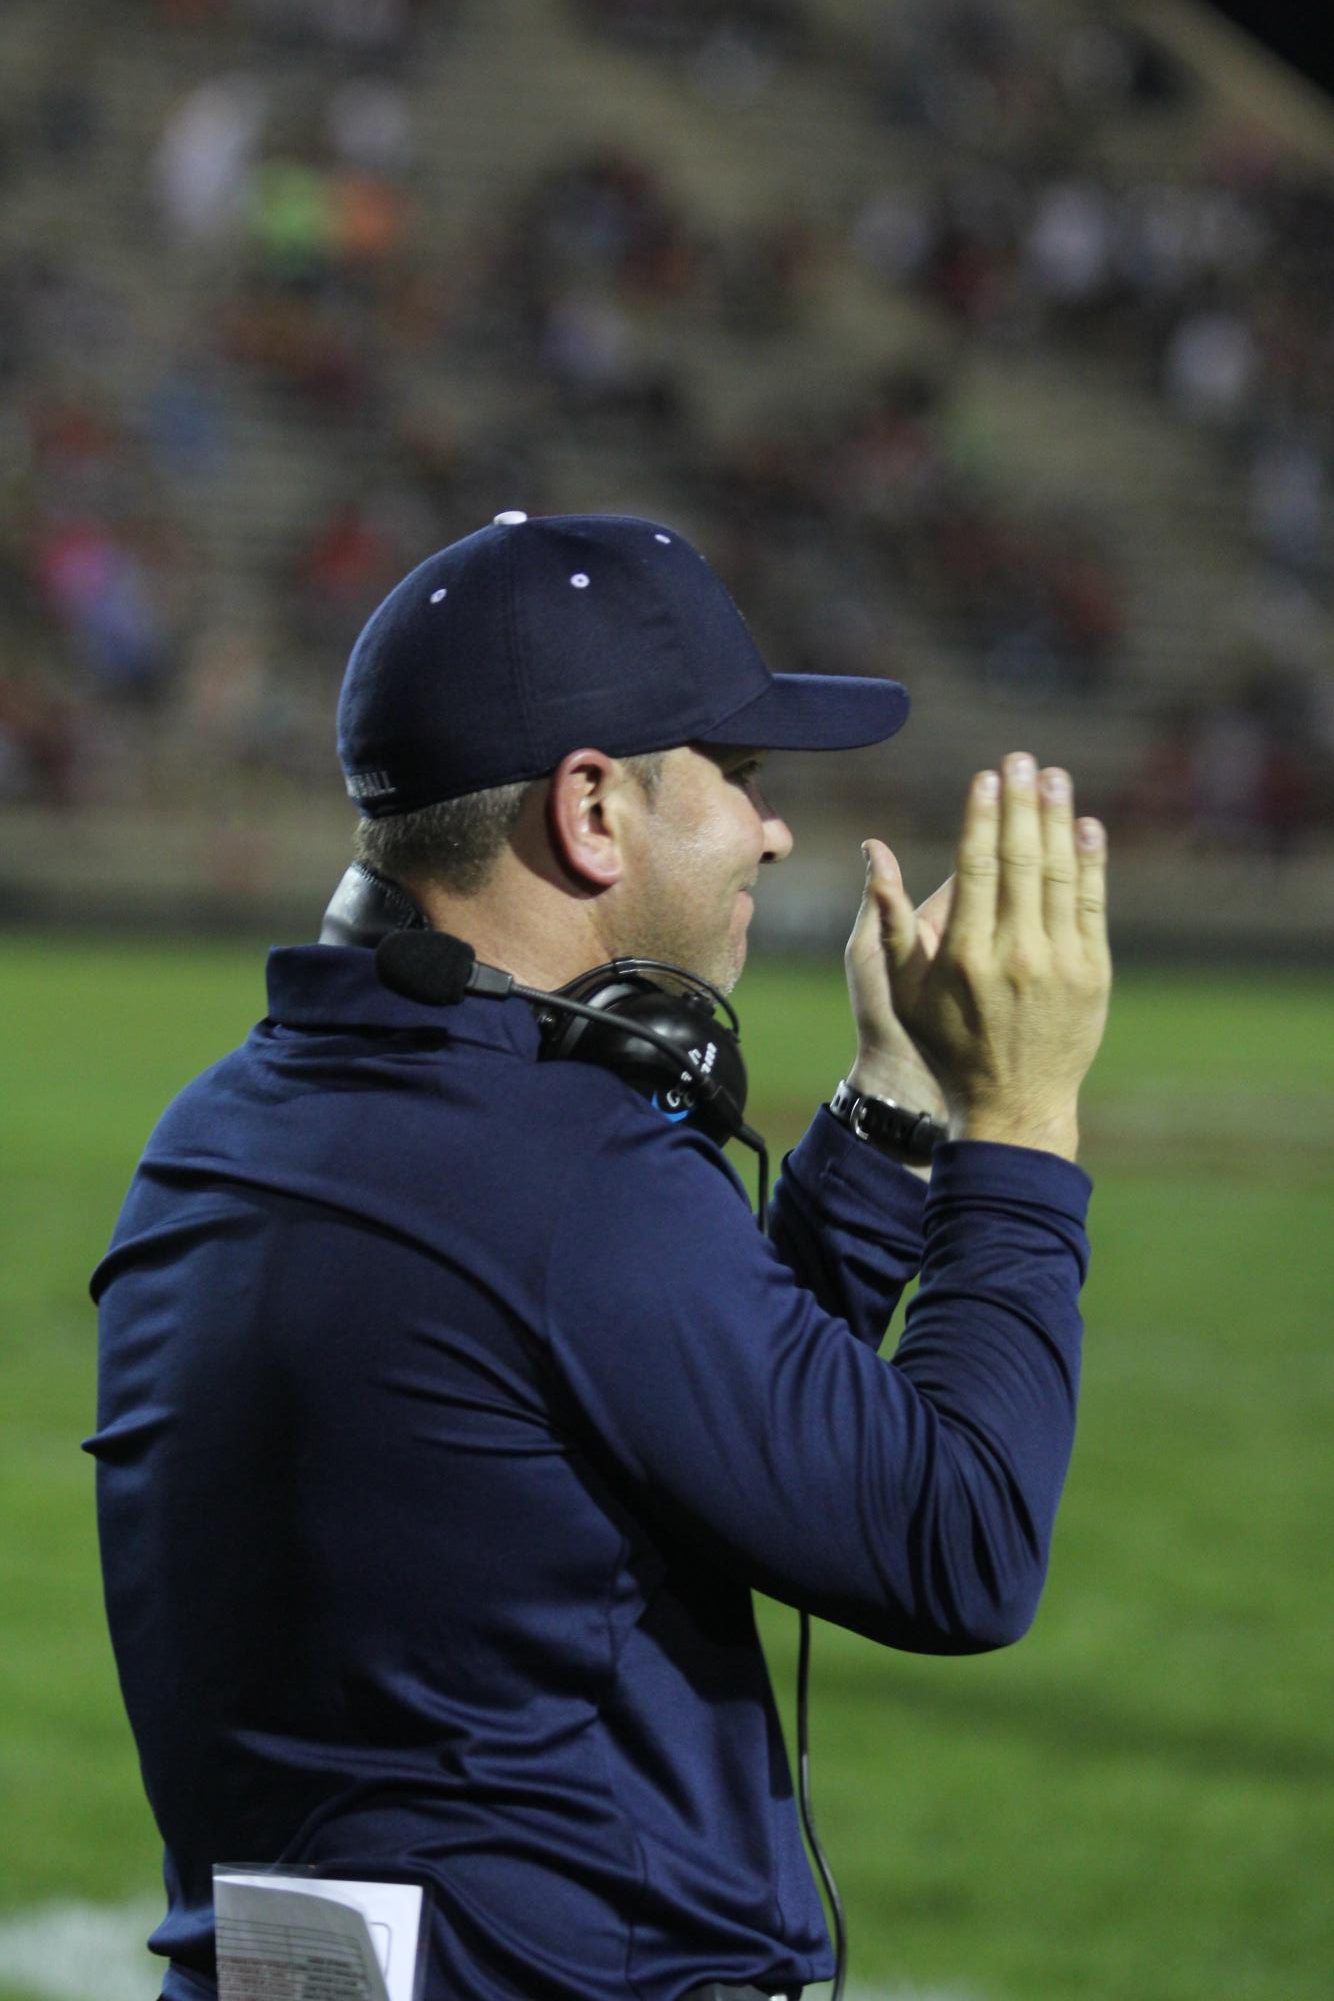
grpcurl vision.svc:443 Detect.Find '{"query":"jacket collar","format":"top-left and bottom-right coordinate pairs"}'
top-left (264, 944), bottom-right (542, 1056)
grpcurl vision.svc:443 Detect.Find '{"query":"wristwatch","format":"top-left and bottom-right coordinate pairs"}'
top-left (828, 1077), bottom-right (948, 1166)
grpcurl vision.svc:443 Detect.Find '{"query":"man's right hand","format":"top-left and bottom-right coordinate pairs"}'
top-left (867, 752), bottom-right (1111, 1162)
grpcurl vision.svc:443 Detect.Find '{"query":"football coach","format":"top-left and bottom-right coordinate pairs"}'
top-left (90, 511), bottom-right (1110, 2001)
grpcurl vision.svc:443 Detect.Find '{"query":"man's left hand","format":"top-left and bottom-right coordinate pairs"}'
top-left (844, 839), bottom-right (951, 1120)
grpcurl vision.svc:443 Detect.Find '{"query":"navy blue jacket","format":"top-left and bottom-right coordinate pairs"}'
top-left (89, 944), bottom-right (1091, 2001)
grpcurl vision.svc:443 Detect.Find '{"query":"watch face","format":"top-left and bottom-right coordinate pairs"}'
top-left (834, 1083), bottom-right (941, 1164)
top-left (861, 1099), bottom-right (901, 1145)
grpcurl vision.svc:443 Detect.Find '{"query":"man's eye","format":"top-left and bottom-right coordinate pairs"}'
top-left (731, 760), bottom-right (763, 785)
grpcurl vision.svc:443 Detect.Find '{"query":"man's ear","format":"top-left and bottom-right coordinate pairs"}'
top-left (545, 749), bottom-right (632, 890)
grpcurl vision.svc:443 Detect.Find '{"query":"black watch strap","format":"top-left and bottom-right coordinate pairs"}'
top-left (828, 1077), bottom-right (947, 1165)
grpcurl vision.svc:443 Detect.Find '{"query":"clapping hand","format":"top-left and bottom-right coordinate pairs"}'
top-left (846, 754), bottom-right (1111, 1162)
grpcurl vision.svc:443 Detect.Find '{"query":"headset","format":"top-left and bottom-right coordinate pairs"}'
top-left (318, 860), bottom-right (847, 1997)
top-left (321, 862), bottom-right (767, 1195)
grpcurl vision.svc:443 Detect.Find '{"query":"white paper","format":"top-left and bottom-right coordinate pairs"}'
top-left (214, 1873), bottom-right (423, 2001)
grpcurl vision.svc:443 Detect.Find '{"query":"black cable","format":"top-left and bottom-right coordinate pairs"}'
top-left (796, 1611), bottom-right (847, 2000)
top-left (751, 1147), bottom-right (845, 1995)
top-left (748, 1130), bottom-right (770, 1233)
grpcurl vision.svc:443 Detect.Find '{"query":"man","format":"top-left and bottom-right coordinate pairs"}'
top-left (90, 511), bottom-right (1110, 2001)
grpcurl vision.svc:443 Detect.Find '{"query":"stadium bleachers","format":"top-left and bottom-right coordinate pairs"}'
top-left (0, 0), bottom-right (1330, 947)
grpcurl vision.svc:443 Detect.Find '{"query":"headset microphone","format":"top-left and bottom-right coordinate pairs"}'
top-left (376, 928), bottom-right (511, 1006)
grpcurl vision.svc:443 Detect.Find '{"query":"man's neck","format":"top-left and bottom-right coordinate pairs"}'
top-left (410, 867), bottom-right (614, 993)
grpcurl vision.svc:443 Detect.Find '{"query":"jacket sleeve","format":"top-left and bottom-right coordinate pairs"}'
top-left (543, 1121), bottom-right (1090, 1654)
top-left (767, 1106), bottom-right (927, 1345)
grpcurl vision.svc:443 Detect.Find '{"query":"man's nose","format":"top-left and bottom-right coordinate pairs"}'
top-left (759, 800), bottom-right (794, 864)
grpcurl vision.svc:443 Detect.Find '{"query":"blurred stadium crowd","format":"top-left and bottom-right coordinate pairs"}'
top-left (0, 0), bottom-right (1330, 855)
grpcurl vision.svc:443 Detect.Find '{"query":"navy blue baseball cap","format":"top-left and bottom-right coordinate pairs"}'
top-left (337, 511), bottom-right (909, 816)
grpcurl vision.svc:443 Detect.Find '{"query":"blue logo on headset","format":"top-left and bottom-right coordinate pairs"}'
top-left (651, 1091), bottom-right (691, 1123)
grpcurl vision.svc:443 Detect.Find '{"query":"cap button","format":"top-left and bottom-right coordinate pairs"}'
top-left (493, 510), bottom-right (528, 526)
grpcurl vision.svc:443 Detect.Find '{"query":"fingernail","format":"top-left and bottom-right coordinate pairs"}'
top-left (1077, 818), bottom-right (1104, 850)
top-left (861, 842), bottom-right (872, 874)
top-left (1041, 768), bottom-right (1070, 803)
top-left (1010, 754), bottom-right (1036, 785)
top-left (977, 770), bottom-right (1000, 801)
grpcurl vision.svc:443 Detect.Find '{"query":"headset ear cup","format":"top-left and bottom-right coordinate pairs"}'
top-left (536, 976), bottom-right (652, 1072)
top-left (536, 971), bottom-right (747, 1143)
top-left (535, 977), bottom-right (648, 1065)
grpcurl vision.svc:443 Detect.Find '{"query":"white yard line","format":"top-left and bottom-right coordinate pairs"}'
top-left (0, 1897), bottom-right (978, 2001)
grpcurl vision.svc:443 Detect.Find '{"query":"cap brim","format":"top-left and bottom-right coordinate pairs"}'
top-left (695, 671), bottom-right (909, 753)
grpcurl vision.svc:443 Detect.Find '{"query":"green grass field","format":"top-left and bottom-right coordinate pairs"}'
top-left (2, 938), bottom-right (1331, 2000)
